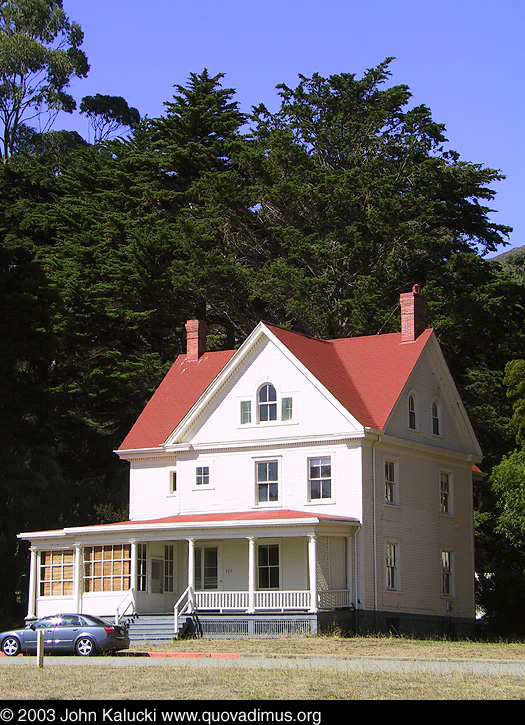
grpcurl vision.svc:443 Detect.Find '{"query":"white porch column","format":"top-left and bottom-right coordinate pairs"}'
top-left (187, 538), bottom-right (195, 612)
top-left (130, 541), bottom-right (137, 593)
top-left (73, 544), bottom-right (82, 612)
top-left (308, 534), bottom-right (318, 613)
top-left (27, 548), bottom-right (38, 619)
top-left (248, 537), bottom-right (256, 613)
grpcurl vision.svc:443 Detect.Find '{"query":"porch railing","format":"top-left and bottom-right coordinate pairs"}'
top-left (318, 589), bottom-right (353, 609)
top-left (115, 587), bottom-right (136, 624)
top-left (174, 585), bottom-right (194, 631)
top-left (254, 590), bottom-right (311, 611)
top-left (174, 588), bottom-right (353, 628)
top-left (191, 589), bottom-right (352, 612)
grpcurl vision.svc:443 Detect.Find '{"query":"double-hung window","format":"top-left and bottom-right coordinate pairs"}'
top-left (309, 457), bottom-right (332, 500)
top-left (442, 551), bottom-right (453, 596)
top-left (256, 460), bottom-right (279, 504)
top-left (386, 543), bottom-right (399, 591)
top-left (258, 543), bottom-right (279, 589)
top-left (440, 471), bottom-right (451, 514)
top-left (384, 460), bottom-right (397, 504)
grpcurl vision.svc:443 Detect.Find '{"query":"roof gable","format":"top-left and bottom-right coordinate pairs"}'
top-left (118, 323), bottom-right (434, 452)
top-left (264, 323), bottom-right (433, 430)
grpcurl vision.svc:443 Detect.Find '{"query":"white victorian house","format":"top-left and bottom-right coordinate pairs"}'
top-left (19, 286), bottom-right (482, 638)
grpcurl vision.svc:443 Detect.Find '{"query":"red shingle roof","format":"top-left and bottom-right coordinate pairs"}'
top-left (106, 509), bottom-right (358, 527)
top-left (118, 324), bottom-right (433, 451)
top-left (119, 350), bottom-right (236, 450)
top-left (265, 324), bottom-right (433, 430)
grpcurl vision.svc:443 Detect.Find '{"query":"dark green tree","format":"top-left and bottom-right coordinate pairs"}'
top-left (245, 60), bottom-right (512, 339)
top-left (0, 156), bottom-right (65, 626)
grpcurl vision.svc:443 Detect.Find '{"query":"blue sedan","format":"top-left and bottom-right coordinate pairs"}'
top-left (0, 614), bottom-right (130, 656)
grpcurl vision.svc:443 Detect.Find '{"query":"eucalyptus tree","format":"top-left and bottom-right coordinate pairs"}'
top-left (80, 94), bottom-right (140, 142)
top-left (0, 0), bottom-right (89, 161)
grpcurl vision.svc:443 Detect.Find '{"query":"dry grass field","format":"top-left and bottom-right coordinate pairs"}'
top-left (1, 636), bottom-right (525, 700)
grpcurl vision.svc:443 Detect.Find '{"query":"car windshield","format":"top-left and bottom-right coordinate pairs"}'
top-left (32, 617), bottom-right (60, 628)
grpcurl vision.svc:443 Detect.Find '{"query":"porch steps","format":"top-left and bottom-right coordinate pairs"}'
top-left (122, 614), bottom-right (177, 646)
top-left (119, 612), bottom-right (319, 643)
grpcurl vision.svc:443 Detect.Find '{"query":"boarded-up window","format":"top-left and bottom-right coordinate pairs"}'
top-left (83, 544), bottom-right (131, 593)
top-left (40, 550), bottom-right (74, 597)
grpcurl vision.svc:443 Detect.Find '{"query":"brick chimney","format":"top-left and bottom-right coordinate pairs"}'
top-left (185, 319), bottom-right (208, 360)
top-left (400, 285), bottom-right (426, 342)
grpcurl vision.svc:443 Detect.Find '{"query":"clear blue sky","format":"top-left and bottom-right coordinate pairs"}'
top-left (61, 0), bottom-right (524, 257)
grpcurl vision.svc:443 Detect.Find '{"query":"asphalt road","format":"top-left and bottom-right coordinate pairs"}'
top-left (2, 652), bottom-right (525, 675)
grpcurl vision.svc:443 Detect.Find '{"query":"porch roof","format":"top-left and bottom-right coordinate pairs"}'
top-left (18, 509), bottom-right (360, 541)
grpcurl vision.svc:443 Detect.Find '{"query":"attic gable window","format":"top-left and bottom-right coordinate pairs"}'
top-left (240, 400), bottom-right (252, 424)
top-left (432, 399), bottom-right (442, 436)
top-left (240, 385), bottom-right (293, 426)
top-left (408, 393), bottom-right (417, 430)
top-left (258, 384), bottom-right (277, 422)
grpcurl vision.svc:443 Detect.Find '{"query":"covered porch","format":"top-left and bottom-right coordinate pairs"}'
top-left (20, 509), bottom-right (361, 637)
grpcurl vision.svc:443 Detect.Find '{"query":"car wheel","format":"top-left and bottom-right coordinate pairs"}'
top-left (2, 637), bottom-right (21, 657)
top-left (75, 637), bottom-right (95, 657)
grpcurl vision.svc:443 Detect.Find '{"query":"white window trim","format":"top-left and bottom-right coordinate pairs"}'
top-left (385, 541), bottom-right (401, 592)
top-left (253, 456), bottom-right (281, 507)
top-left (306, 455), bottom-right (334, 504)
top-left (167, 468), bottom-right (178, 496)
top-left (257, 540), bottom-right (281, 590)
top-left (193, 461), bottom-right (214, 490)
top-left (384, 458), bottom-right (399, 506)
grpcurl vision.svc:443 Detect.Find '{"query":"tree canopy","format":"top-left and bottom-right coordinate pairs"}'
top-left (0, 0), bottom-right (89, 161)
top-left (80, 94), bottom-right (140, 142)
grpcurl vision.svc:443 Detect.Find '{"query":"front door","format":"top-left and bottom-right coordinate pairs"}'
top-left (195, 546), bottom-right (219, 589)
top-left (151, 558), bottom-right (164, 594)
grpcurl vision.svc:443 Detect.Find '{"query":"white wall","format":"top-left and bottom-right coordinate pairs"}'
top-left (129, 442), bottom-right (363, 522)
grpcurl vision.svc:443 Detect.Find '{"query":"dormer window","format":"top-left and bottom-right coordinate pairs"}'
top-left (258, 384), bottom-right (277, 422)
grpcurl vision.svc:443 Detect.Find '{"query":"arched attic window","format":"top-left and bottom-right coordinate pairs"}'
top-left (432, 398), bottom-right (442, 436)
top-left (408, 392), bottom-right (418, 430)
top-left (258, 384), bottom-right (277, 422)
